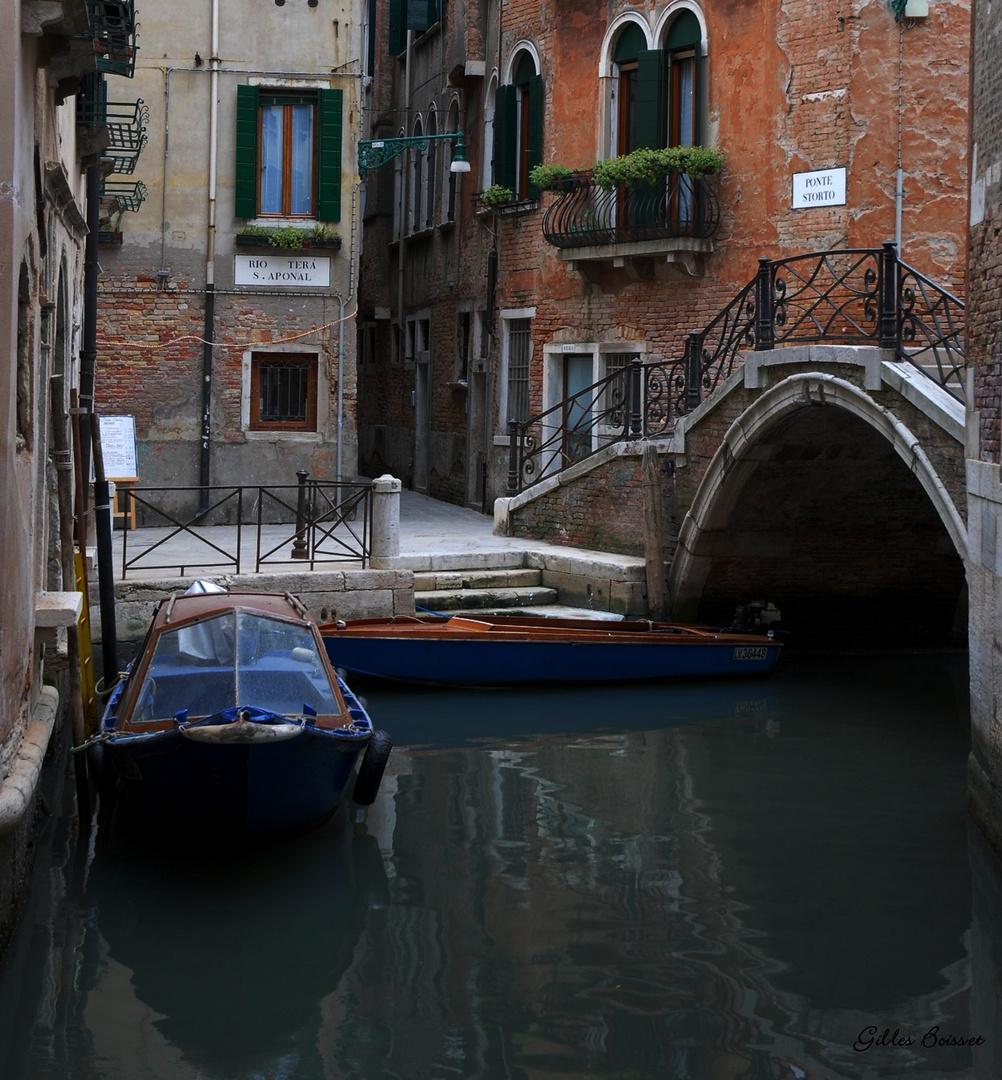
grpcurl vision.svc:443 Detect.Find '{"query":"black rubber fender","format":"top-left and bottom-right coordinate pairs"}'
top-left (352, 730), bottom-right (393, 806)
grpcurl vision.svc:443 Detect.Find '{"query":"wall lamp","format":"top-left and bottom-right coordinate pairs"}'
top-left (358, 132), bottom-right (471, 173)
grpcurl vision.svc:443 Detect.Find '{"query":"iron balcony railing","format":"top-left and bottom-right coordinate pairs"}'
top-left (101, 178), bottom-right (147, 213)
top-left (83, 0), bottom-right (139, 78)
top-left (117, 480), bottom-right (372, 578)
top-left (541, 171), bottom-right (720, 249)
top-left (508, 242), bottom-right (966, 494)
top-left (78, 87), bottom-right (149, 174)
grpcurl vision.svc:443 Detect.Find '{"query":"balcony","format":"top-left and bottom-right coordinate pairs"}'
top-left (78, 76), bottom-right (148, 173)
top-left (541, 170), bottom-right (720, 282)
top-left (84, 0), bottom-right (138, 78)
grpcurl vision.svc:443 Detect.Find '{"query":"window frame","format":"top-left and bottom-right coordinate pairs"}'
top-left (495, 50), bottom-right (543, 201)
top-left (235, 84), bottom-right (343, 223)
top-left (247, 351), bottom-right (320, 434)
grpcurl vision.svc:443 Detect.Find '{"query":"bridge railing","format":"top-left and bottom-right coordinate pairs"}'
top-left (507, 242), bottom-right (965, 494)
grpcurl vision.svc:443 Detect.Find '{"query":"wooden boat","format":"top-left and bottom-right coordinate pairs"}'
top-left (91, 587), bottom-right (392, 840)
top-left (319, 613), bottom-right (782, 686)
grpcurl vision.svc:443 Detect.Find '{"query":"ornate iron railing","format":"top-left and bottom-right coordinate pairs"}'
top-left (118, 480), bottom-right (372, 578)
top-left (541, 171), bottom-right (720, 248)
top-left (507, 357), bottom-right (687, 493)
top-left (508, 242), bottom-right (966, 494)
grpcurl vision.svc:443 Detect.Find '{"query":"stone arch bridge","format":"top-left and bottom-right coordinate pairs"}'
top-left (499, 247), bottom-right (968, 647)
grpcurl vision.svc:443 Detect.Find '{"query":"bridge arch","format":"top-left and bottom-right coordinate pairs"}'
top-left (669, 372), bottom-right (968, 647)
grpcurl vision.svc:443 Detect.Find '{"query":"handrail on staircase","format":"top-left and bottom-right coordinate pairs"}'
top-left (507, 242), bottom-right (965, 494)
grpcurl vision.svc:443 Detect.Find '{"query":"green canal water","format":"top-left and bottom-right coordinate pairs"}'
top-left (1, 652), bottom-right (999, 1080)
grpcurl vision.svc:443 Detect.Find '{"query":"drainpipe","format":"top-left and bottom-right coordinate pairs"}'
top-left (397, 31), bottom-right (411, 389)
top-left (200, 0), bottom-right (220, 514)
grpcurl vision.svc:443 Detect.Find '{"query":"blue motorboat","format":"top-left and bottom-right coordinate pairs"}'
top-left (319, 613), bottom-right (782, 686)
top-left (92, 587), bottom-right (391, 840)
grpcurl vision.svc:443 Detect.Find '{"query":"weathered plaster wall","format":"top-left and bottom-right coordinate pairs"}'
top-left (94, 2), bottom-right (361, 502)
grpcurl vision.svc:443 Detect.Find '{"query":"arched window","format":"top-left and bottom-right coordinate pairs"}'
top-left (410, 116), bottom-right (424, 233)
top-left (665, 11), bottom-right (701, 149)
top-left (612, 23), bottom-right (648, 157)
top-left (483, 75), bottom-right (497, 191)
top-left (424, 109), bottom-right (437, 229)
top-left (495, 50), bottom-right (542, 200)
top-left (612, 10), bottom-right (702, 154)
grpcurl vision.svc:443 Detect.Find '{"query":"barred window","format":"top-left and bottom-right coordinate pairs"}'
top-left (603, 351), bottom-right (637, 428)
top-left (250, 354), bottom-right (318, 431)
top-left (506, 317), bottom-right (532, 423)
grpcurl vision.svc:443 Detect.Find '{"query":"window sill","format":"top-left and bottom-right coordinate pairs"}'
top-left (447, 380), bottom-right (468, 391)
top-left (476, 199), bottom-right (539, 219)
top-left (244, 430), bottom-right (322, 442)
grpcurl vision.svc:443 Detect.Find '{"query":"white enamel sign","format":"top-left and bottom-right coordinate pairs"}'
top-left (235, 254), bottom-right (331, 287)
top-left (792, 167), bottom-right (847, 209)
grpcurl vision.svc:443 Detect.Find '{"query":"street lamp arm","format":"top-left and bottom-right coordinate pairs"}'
top-left (358, 132), bottom-right (470, 173)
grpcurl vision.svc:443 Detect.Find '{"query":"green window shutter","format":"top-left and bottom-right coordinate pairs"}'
top-left (317, 88), bottom-right (343, 222)
top-left (366, 0), bottom-right (376, 74)
top-left (526, 74), bottom-right (543, 199)
top-left (408, 0), bottom-right (438, 32)
top-left (389, 0), bottom-right (405, 54)
top-left (235, 84), bottom-right (259, 218)
top-left (635, 49), bottom-right (666, 150)
top-left (494, 83), bottom-right (517, 192)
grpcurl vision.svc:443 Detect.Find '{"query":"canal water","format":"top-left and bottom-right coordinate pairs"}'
top-left (1, 652), bottom-right (999, 1080)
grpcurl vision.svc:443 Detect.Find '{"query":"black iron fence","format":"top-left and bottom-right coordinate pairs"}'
top-left (508, 243), bottom-right (965, 494)
top-left (541, 171), bottom-right (720, 248)
top-left (118, 476), bottom-right (372, 578)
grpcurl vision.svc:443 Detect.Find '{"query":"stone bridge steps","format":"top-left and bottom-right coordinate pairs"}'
top-left (413, 567), bottom-right (559, 613)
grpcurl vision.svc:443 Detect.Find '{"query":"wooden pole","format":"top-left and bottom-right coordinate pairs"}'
top-left (51, 377), bottom-right (91, 826)
top-left (641, 445), bottom-right (668, 621)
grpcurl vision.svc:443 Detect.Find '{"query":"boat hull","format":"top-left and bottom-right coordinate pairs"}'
top-left (321, 617), bottom-right (781, 686)
top-left (103, 722), bottom-right (369, 841)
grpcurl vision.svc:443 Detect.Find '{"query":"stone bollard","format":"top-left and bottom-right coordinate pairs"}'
top-left (370, 474), bottom-right (401, 568)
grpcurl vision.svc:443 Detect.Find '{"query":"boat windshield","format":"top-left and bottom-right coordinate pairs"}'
top-left (130, 610), bottom-right (340, 722)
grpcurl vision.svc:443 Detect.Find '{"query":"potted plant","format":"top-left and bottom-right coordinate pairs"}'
top-left (478, 184), bottom-right (515, 212)
top-left (235, 224), bottom-right (342, 251)
top-left (592, 145), bottom-right (724, 191)
top-left (529, 163), bottom-right (577, 192)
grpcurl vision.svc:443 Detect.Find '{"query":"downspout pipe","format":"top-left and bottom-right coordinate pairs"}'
top-left (80, 80), bottom-right (119, 681)
top-left (200, 0), bottom-right (220, 515)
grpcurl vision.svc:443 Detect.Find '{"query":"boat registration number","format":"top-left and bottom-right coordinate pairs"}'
top-left (733, 646), bottom-right (769, 661)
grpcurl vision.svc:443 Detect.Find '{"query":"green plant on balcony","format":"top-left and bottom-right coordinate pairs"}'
top-left (479, 184), bottom-right (516, 211)
top-left (592, 145), bottom-right (725, 192)
top-left (236, 224), bottom-right (342, 250)
top-left (528, 163), bottom-right (577, 191)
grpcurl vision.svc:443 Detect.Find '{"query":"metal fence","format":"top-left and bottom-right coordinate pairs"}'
top-left (507, 242), bottom-right (965, 494)
top-left (118, 477), bottom-right (372, 578)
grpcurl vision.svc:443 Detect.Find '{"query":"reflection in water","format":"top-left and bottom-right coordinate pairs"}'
top-left (1, 653), bottom-right (999, 1080)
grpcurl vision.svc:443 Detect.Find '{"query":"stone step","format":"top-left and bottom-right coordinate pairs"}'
top-left (412, 567), bottom-right (543, 592)
top-left (415, 585), bottom-right (560, 612)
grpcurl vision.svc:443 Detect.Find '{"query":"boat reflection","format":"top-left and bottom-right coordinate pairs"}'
top-left (362, 677), bottom-right (779, 749)
top-left (80, 818), bottom-right (389, 1077)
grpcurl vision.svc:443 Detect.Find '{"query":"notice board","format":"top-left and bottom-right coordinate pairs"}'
top-left (98, 415), bottom-right (138, 480)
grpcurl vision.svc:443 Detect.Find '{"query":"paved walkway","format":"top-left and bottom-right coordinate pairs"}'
top-left (110, 488), bottom-right (643, 582)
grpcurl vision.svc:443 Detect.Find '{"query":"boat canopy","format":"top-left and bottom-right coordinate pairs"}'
top-left (128, 609), bottom-right (340, 723)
